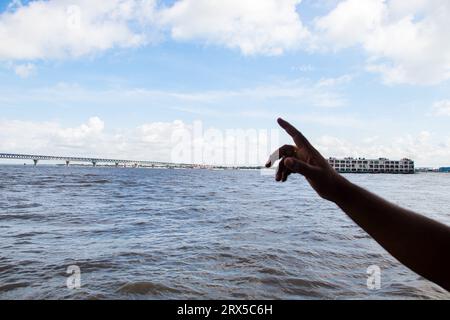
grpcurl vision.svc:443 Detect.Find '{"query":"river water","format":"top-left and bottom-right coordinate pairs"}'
top-left (0, 165), bottom-right (449, 299)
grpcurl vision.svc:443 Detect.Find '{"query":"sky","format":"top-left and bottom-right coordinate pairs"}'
top-left (0, 0), bottom-right (450, 167)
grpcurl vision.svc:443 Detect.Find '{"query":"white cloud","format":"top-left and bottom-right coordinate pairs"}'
top-left (188, 79), bottom-right (348, 107)
top-left (0, 77), bottom-right (349, 109)
top-left (432, 100), bottom-right (450, 116)
top-left (158, 0), bottom-right (310, 55)
top-left (0, 117), bottom-right (186, 162)
top-left (0, 0), bottom-right (309, 60)
top-left (315, 0), bottom-right (385, 49)
top-left (0, 0), bottom-right (156, 60)
top-left (1, 117), bottom-right (449, 166)
top-left (0, 117), bottom-right (274, 166)
top-left (2, 0), bottom-right (449, 85)
top-left (315, 0), bottom-right (450, 85)
top-left (56, 116), bottom-right (105, 143)
top-left (13, 63), bottom-right (35, 78)
top-left (0, 117), bottom-right (106, 151)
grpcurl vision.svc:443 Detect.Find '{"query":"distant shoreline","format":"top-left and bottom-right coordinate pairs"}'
top-left (0, 163), bottom-right (449, 174)
top-left (0, 163), bottom-right (265, 170)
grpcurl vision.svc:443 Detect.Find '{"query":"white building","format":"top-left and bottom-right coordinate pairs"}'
top-left (328, 158), bottom-right (414, 174)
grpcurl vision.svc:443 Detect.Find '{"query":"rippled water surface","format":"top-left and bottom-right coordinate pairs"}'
top-left (0, 165), bottom-right (449, 299)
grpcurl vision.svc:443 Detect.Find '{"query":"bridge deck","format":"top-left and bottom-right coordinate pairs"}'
top-left (0, 153), bottom-right (177, 166)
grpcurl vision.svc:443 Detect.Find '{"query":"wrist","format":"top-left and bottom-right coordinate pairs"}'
top-left (330, 174), bottom-right (355, 205)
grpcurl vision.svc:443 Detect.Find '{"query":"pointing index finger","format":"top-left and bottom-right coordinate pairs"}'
top-left (277, 118), bottom-right (311, 150)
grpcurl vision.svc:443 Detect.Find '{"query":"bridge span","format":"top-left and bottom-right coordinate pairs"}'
top-left (0, 153), bottom-right (183, 168)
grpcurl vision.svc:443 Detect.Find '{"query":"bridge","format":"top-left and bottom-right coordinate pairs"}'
top-left (0, 153), bottom-right (186, 168)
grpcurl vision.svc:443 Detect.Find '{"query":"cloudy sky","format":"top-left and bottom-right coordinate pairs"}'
top-left (1, 0), bottom-right (450, 166)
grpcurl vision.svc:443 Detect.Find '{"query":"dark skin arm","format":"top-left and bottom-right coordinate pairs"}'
top-left (266, 118), bottom-right (450, 291)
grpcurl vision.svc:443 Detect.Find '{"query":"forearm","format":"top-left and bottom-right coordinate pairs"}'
top-left (333, 178), bottom-right (450, 291)
top-left (269, 118), bottom-right (450, 290)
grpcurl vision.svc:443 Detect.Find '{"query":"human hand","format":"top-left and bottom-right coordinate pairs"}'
top-left (266, 118), bottom-right (349, 203)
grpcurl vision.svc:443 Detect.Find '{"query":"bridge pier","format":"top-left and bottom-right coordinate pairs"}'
top-left (0, 153), bottom-right (174, 168)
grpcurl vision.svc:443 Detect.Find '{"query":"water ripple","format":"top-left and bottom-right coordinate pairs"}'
top-left (0, 166), bottom-right (449, 299)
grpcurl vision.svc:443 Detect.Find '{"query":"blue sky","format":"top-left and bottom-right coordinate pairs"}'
top-left (1, 0), bottom-right (450, 166)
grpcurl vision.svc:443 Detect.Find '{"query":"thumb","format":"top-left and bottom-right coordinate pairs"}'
top-left (285, 157), bottom-right (318, 179)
